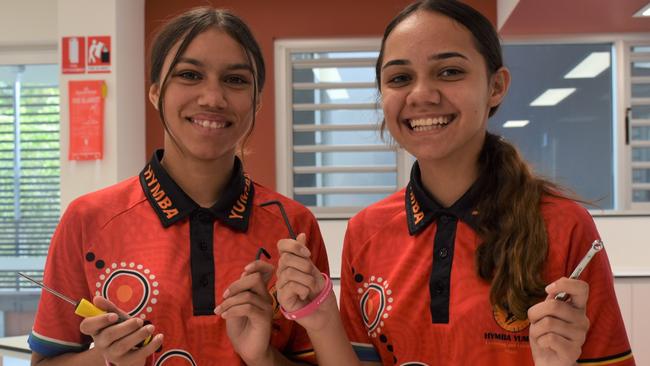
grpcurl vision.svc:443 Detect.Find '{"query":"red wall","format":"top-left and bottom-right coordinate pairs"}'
top-left (145, 0), bottom-right (496, 189)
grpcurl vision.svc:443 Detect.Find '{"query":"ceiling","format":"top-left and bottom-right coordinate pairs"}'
top-left (500, 0), bottom-right (650, 36)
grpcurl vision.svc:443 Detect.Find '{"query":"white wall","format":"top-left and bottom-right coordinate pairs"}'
top-left (1, 0), bottom-right (146, 211)
top-left (0, 0), bottom-right (58, 46)
top-left (58, 0), bottom-right (145, 210)
top-left (0, 0), bottom-right (57, 65)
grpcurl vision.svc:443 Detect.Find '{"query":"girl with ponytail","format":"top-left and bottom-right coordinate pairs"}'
top-left (274, 1), bottom-right (634, 365)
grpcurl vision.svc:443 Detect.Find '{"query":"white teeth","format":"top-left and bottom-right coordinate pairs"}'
top-left (191, 118), bottom-right (227, 129)
top-left (409, 116), bottom-right (452, 129)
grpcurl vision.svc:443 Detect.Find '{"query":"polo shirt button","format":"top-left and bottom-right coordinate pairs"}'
top-left (201, 275), bottom-right (210, 287)
top-left (436, 282), bottom-right (445, 294)
top-left (439, 247), bottom-right (449, 259)
top-left (199, 241), bottom-right (208, 251)
top-left (197, 211), bottom-right (212, 223)
top-left (439, 216), bottom-right (448, 224)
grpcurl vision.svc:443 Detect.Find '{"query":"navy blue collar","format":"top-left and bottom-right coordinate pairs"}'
top-left (139, 150), bottom-right (254, 231)
top-left (405, 161), bottom-right (479, 235)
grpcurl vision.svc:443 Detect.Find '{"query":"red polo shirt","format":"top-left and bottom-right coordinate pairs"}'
top-left (29, 150), bottom-right (329, 365)
top-left (340, 162), bottom-right (634, 365)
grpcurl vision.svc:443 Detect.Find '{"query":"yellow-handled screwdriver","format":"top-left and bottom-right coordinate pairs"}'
top-left (18, 272), bottom-right (153, 347)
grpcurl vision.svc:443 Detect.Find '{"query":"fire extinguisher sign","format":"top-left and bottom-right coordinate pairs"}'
top-left (62, 36), bottom-right (86, 74)
top-left (87, 36), bottom-right (111, 74)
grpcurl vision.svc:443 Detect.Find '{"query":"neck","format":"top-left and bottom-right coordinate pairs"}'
top-left (417, 138), bottom-right (484, 208)
top-left (161, 148), bottom-right (236, 208)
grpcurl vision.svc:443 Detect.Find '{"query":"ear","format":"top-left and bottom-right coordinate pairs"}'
top-left (488, 66), bottom-right (511, 108)
top-left (148, 83), bottom-right (161, 111)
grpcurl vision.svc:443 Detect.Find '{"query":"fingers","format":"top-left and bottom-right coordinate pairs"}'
top-left (277, 267), bottom-right (321, 299)
top-left (528, 280), bottom-right (591, 355)
top-left (226, 269), bottom-right (273, 300)
top-left (102, 321), bottom-right (155, 358)
top-left (545, 278), bottom-right (590, 309)
top-left (91, 317), bottom-right (146, 349)
top-left (277, 233), bottom-right (310, 258)
top-left (534, 332), bottom-right (582, 363)
top-left (216, 290), bottom-right (273, 319)
top-left (528, 304), bottom-right (589, 344)
top-left (277, 232), bottom-right (321, 280)
top-left (242, 260), bottom-right (275, 285)
top-left (215, 268), bottom-right (274, 316)
top-left (93, 296), bottom-right (132, 320)
top-left (107, 333), bottom-right (164, 366)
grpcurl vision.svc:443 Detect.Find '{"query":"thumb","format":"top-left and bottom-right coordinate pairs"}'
top-left (93, 296), bottom-right (128, 318)
top-left (296, 232), bottom-right (307, 246)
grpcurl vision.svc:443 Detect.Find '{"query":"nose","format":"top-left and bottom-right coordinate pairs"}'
top-left (197, 82), bottom-right (227, 109)
top-left (406, 79), bottom-right (441, 107)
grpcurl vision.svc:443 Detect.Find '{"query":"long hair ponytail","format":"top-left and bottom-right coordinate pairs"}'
top-left (475, 133), bottom-right (563, 319)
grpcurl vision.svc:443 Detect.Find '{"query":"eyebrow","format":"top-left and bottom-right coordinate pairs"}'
top-left (381, 52), bottom-right (469, 70)
top-left (176, 57), bottom-right (254, 73)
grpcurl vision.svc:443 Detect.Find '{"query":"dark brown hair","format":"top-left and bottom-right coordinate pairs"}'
top-left (378, 0), bottom-right (561, 319)
top-left (149, 7), bottom-right (265, 157)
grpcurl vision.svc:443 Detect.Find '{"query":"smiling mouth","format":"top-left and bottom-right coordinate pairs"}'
top-left (187, 117), bottom-right (231, 130)
top-left (408, 115), bottom-right (455, 131)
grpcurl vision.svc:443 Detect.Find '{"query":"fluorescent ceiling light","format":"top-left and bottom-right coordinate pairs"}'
top-left (312, 68), bottom-right (342, 82)
top-left (326, 89), bottom-right (350, 100)
top-left (311, 68), bottom-right (350, 100)
top-left (503, 120), bottom-right (529, 128)
top-left (633, 3), bottom-right (650, 17)
top-left (564, 52), bottom-right (610, 79)
top-left (530, 88), bottom-right (576, 107)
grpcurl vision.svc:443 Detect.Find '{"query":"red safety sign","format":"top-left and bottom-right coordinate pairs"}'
top-left (87, 36), bottom-right (111, 74)
top-left (68, 80), bottom-right (106, 160)
top-left (61, 36), bottom-right (86, 74)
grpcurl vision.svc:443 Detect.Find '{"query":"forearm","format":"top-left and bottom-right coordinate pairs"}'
top-left (305, 296), bottom-right (361, 366)
top-left (32, 348), bottom-right (106, 366)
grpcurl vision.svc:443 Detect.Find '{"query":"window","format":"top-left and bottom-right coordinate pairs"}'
top-left (0, 63), bottom-right (59, 338)
top-left (275, 39), bottom-right (411, 217)
top-left (276, 38), bottom-right (644, 216)
top-left (627, 43), bottom-right (650, 209)
top-left (493, 43), bottom-right (615, 209)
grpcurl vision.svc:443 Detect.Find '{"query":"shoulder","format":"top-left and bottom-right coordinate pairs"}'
top-left (63, 175), bottom-right (146, 228)
top-left (540, 194), bottom-right (595, 230)
top-left (347, 188), bottom-right (406, 243)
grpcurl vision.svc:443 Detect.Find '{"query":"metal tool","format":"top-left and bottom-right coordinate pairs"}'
top-left (18, 272), bottom-right (153, 347)
top-left (255, 247), bottom-right (271, 260)
top-left (554, 240), bottom-right (604, 301)
top-left (260, 200), bottom-right (297, 239)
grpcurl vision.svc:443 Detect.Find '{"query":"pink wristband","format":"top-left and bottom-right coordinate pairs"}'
top-left (280, 272), bottom-right (332, 320)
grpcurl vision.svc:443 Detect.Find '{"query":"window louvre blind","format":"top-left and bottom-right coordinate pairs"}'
top-left (628, 44), bottom-right (650, 207)
top-left (276, 40), bottom-right (411, 217)
top-left (0, 64), bottom-right (60, 290)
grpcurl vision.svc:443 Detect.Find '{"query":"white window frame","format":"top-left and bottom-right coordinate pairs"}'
top-left (0, 43), bottom-right (57, 281)
top-left (275, 35), bottom-right (650, 217)
top-left (274, 38), bottom-right (412, 219)
top-left (624, 40), bottom-right (650, 211)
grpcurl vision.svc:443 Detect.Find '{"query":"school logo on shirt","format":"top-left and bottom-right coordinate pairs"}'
top-left (357, 274), bottom-right (394, 337)
top-left (492, 305), bottom-right (530, 333)
top-left (484, 305), bottom-right (530, 347)
top-left (90, 258), bottom-right (160, 320)
top-left (154, 349), bottom-right (197, 366)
